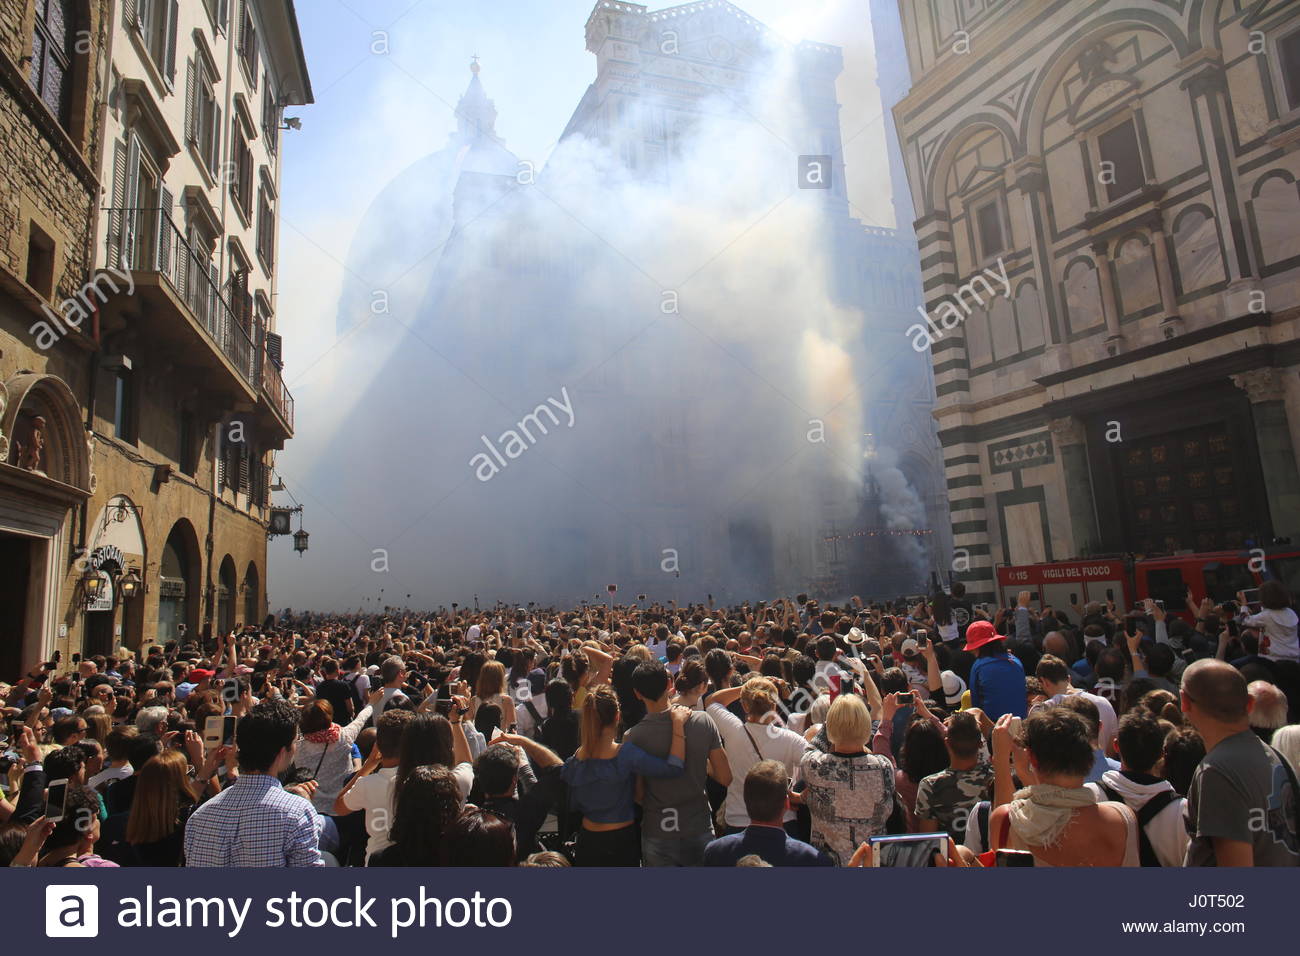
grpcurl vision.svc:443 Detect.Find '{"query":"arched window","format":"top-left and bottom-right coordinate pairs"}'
top-left (1114, 234), bottom-right (1160, 317)
top-left (1062, 257), bottom-right (1104, 335)
top-left (1171, 206), bottom-right (1224, 293)
top-left (218, 556), bottom-right (237, 637)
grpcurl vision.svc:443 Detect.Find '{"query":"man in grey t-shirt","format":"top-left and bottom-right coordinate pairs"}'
top-left (624, 658), bottom-right (730, 866)
top-left (1181, 659), bottom-right (1299, 867)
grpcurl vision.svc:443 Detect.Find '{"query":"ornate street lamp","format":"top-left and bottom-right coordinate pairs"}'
top-left (119, 568), bottom-right (143, 599)
top-left (293, 528), bottom-right (309, 555)
top-left (83, 566), bottom-right (106, 600)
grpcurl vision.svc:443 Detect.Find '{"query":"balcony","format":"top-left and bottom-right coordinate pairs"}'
top-left (260, 351), bottom-right (295, 436)
top-left (103, 208), bottom-right (294, 441)
top-left (106, 207), bottom-right (256, 386)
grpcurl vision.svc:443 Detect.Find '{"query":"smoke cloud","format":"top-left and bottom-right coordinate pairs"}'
top-left (271, 31), bottom-right (932, 611)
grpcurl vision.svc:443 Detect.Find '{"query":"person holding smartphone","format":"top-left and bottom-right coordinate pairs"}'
top-left (37, 785), bottom-right (117, 867)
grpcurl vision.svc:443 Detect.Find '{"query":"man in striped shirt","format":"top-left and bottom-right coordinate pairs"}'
top-left (184, 699), bottom-right (322, 867)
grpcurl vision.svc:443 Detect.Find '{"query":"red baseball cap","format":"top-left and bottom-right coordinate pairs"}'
top-left (187, 668), bottom-right (215, 683)
top-left (963, 620), bottom-right (1002, 652)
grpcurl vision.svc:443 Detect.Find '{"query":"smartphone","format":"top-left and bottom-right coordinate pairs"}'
top-left (916, 632), bottom-right (930, 649)
top-left (1069, 593), bottom-right (1078, 605)
top-left (1154, 599), bottom-right (1166, 610)
top-left (868, 833), bottom-right (947, 867)
top-left (203, 715), bottom-right (223, 750)
top-left (435, 683), bottom-right (453, 716)
top-left (1242, 588), bottom-right (1262, 608)
top-left (995, 849), bottom-right (1034, 867)
top-left (221, 715), bottom-right (237, 747)
top-left (45, 778), bottom-right (69, 823)
top-left (1105, 588), bottom-right (1115, 602)
top-left (1008, 716), bottom-right (1023, 738)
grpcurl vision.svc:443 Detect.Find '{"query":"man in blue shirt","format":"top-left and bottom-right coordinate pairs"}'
top-left (704, 760), bottom-right (831, 866)
top-left (185, 700), bottom-right (322, 866)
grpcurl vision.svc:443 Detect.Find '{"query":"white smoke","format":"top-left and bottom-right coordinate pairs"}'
top-left (271, 33), bottom-right (931, 610)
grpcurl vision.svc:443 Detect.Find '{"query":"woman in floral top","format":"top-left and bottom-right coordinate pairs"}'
top-left (798, 694), bottom-right (895, 865)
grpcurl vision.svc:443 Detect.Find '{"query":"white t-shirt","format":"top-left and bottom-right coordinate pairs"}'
top-left (1245, 607), bottom-right (1300, 662)
top-left (1045, 689), bottom-right (1118, 752)
top-left (88, 764), bottom-right (133, 791)
top-left (374, 685), bottom-right (402, 718)
top-left (344, 763), bottom-right (475, 864)
top-left (514, 684), bottom-right (548, 738)
top-left (706, 703), bottom-right (808, 828)
top-left (467, 624), bottom-right (482, 643)
top-left (342, 766), bottom-right (397, 861)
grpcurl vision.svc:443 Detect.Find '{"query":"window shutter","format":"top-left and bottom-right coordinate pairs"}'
top-left (156, 186), bottom-right (172, 271)
top-left (108, 140), bottom-right (128, 268)
top-left (238, 441), bottom-right (250, 493)
top-left (163, 0), bottom-right (179, 87)
top-left (208, 261), bottom-right (220, 332)
top-left (208, 101), bottom-right (222, 176)
top-left (123, 134), bottom-right (142, 268)
top-left (185, 59), bottom-right (197, 144)
top-left (123, 0), bottom-right (138, 29)
top-left (137, 0), bottom-right (153, 33)
top-left (217, 423), bottom-right (228, 488)
top-left (265, 330), bottom-right (282, 368)
top-left (177, 226), bottom-right (192, 299)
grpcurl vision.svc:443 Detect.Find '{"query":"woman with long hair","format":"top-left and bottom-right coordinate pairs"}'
top-left (469, 660), bottom-right (515, 733)
top-left (560, 684), bottom-right (687, 866)
top-left (83, 712), bottom-right (112, 744)
top-left (395, 712), bottom-right (474, 804)
top-left (125, 750), bottom-right (200, 866)
top-left (895, 715), bottom-right (950, 830)
top-left (930, 592), bottom-right (958, 645)
top-left (368, 765), bottom-right (463, 866)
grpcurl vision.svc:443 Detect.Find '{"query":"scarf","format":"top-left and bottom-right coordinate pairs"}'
top-left (1007, 784), bottom-right (1096, 847)
top-left (305, 724), bottom-right (340, 745)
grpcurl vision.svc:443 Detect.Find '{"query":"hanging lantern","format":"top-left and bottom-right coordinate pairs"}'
top-left (119, 568), bottom-right (143, 599)
top-left (293, 528), bottom-right (309, 555)
top-left (83, 566), bottom-right (106, 598)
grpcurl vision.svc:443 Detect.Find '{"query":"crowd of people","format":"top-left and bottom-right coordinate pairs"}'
top-left (1, 581), bottom-right (1297, 868)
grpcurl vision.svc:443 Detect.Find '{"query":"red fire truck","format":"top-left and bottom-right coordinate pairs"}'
top-left (995, 545), bottom-right (1300, 624)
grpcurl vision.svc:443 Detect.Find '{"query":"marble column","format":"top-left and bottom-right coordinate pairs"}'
top-left (1092, 239), bottom-right (1124, 353)
top-left (1232, 368), bottom-right (1300, 540)
top-left (1050, 416), bottom-right (1100, 555)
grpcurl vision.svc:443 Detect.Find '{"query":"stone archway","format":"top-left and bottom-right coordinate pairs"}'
top-left (243, 561), bottom-right (261, 628)
top-left (0, 373), bottom-right (92, 674)
top-left (1, 373), bottom-right (94, 493)
top-left (158, 519), bottom-right (201, 645)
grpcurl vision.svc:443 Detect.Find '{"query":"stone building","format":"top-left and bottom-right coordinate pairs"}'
top-left (892, 0), bottom-right (1300, 602)
top-left (0, 0), bottom-right (311, 673)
